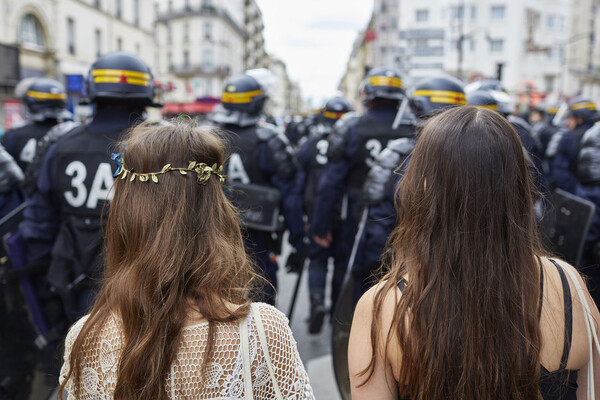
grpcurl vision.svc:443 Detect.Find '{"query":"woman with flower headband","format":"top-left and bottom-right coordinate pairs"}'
top-left (348, 106), bottom-right (600, 399)
top-left (58, 121), bottom-right (314, 399)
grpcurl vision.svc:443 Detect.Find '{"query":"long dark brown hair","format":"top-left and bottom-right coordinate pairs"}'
top-left (59, 121), bottom-right (257, 399)
top-left (361, 106), bottom-right (544, 399)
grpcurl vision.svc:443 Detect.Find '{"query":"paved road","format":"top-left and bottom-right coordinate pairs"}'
top-left (275, 242), bottom-right (343, 400)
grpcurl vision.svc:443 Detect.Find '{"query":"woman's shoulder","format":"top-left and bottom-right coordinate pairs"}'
top-left (64, 315), bottom-right (90, 349)
top-left (250, 302), bottom-right (290, 327)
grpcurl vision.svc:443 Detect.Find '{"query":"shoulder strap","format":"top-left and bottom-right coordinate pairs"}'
top-left (554, 260), bottom-right (600, 400)
top-left (250, 303), bottom-right (284, 400)
top-left (549, 259), bottom-right (573, 370)
top-left (239, 314), bottom-right (254, 400)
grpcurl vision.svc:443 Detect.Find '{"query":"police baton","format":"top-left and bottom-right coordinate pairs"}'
top-left (392, 97), bottom-right (410, 130)
top-left (287, 256), bottom-right (309, 324)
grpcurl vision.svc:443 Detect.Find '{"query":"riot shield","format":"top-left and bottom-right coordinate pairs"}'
top-left (226, 182), bottom-right (281, 231)
top-left (540, 188), bottom-right (596, 267)
top-left (330, 273), bottom-right (354, 400)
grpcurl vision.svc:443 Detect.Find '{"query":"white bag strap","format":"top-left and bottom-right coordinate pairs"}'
top-left (251, 303), bottom-right (284, 400)
top-left (561, 263), bottom-right (600, 400)
top-left (239, 315), bottom-right (254, 400)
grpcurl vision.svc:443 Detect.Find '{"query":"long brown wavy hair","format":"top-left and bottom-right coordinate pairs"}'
top-left (361, 106), bottom-right (544, 399)
top-left (59, 121), bottom-right (257, 399)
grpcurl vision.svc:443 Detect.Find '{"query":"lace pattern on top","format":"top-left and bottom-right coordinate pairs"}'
top-left (60, 303), bottom-right (314, 400)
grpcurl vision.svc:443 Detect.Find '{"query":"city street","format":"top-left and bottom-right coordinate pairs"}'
top-left (275, 260), bottom-right (342, 400)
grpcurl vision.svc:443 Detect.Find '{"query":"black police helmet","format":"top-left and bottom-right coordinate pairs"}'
top-left (86, 51), bottom-right (155, 106)
top-left (220, 74), bottom-right (266, 114)
top-left (359, 67), bottom-right (405, 102)
top-left (410, 76), bottom-right (466, 118)
top-left (321, 96), bottom-right (353, 122)
top-left (467, 89), bottom-right (514, 115)
top-left (567, 96), bottom-right (599, 122)
top-left (23, 77), bottom-right (69, 118)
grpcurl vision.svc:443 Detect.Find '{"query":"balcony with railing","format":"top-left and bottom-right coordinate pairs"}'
top-left (156, 5), bottom-right (247, 39)
top-left (169, 63), bottom-right (231, 78)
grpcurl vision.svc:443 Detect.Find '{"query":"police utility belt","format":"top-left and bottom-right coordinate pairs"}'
top-left (226, 182), bottom-right (281, 232)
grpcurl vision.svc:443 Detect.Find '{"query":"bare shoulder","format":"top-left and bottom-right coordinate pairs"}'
top-left (355, 281), bottom-right (402, 324)
top-left (252, 302), bottom-right (293, 341)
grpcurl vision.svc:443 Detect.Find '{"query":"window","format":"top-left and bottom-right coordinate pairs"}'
top-left (470, 38), bottom-right (475, 52)
top-left (183, 50), bottom-right (190, 69)
top-left (203, 0), bottom-right (212, 7)
top-left (416, 9), bottom-right (429, 22)
top-left (18, 14), bottom-right (45, 48)
top-left (95, 29), bottom-right (102, 57)
top-left (203, 49), bottom-right (213, 70)
top-left (168, 0), bottom-right (173, 12)
top-left (471, 5), bottom-right (477, 20)
top-left (168, 52), bottom-right (173, 72)
top-left (117, 37), bottom-right (122, 50)
top-left (154, 3), bottom-right (159, 18)
top-left (204, 22), bottom-right (212, 39)
top-left (185, 0), bottom-right (191, 10)
top-left (115, 0), bottom-right (121, 18)
top-left (67, 17), bottom-right (75, 54)
top-left (184, 23), bottom-right (189, 42)
top-left (491, 5), bottom-right (505, 20)
top-left (95, 0), bottom-right (101, 8)
top-left (167, 23), bottom-right (172, 43)
top-left (133, 0), bottom-right (139, 26)
top-left (450, 5), bottom-right (464, 20)
top-left (135, 43), bottom-right (140, 54)
top-left (490, 39), bottom-right (504, 52)
top-left (546, 14), bottom-right (555, 28)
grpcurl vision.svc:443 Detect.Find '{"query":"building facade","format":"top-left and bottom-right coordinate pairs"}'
top-left (566, 0), bottom-right (600, 102)
top-left (0, 0), bottom-right (155, 127)
top-left (338, 16), bottom-right (376, 110)
top-left (365, 0), bottom-right (570, 98)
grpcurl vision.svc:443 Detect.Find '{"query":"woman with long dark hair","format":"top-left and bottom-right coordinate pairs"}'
top-left (59, 121), bottom-right (313, 399)
top-left (348, 106), bottom-right (600, 399)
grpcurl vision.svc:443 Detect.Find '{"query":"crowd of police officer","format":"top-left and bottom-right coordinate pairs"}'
top-left (1, 47), bottom-right (600, 398)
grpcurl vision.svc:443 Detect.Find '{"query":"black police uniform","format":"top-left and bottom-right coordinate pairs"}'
top-left (212, 73), bottom-right (305, 305)
top-left (311, 67), bottom-right (412, 313)
top-left (297, 96), bottom-right (353, 333)
top-left (21, 51), bottom-right (154, 322)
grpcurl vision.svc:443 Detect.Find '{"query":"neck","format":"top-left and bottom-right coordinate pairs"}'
top-left (88, 105), bottom-right (143, 133)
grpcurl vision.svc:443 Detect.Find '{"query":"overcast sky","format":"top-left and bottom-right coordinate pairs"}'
top-left (254, 0), bottom-right (373, 108)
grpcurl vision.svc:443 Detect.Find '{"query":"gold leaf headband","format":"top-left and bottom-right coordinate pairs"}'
top-left (112, 153), bottom-right (226, 184)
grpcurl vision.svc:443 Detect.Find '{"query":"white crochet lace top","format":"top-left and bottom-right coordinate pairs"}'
top-left (60, 303), bottom-right (314, 400)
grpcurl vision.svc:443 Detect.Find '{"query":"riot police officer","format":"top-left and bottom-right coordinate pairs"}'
top-left (21, 51), bottom-right (155, 322)
top-left (572, 121), bottom-right (600, 305)
top-left (1, 78), bottom-right (72, 171)
top-left (297, 95), bottom-right (353, 333)
top-left (310, 67), bottom-right (413, 313)
top-left (530, 102), bottom-right (561, 156)
top-left (356, 76), bottom-right (466, 298)
top-left (546, 97), bottom-right (600, 193)
top-left (210, 73), bottom-right (304, 305)
top-left (0, 78), bottom-right (72, 218)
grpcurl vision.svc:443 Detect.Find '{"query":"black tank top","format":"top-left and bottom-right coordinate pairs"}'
top-left (395, 259), bottom-right (578, 399)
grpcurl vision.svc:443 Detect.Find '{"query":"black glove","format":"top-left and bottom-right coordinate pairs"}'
top-left (286, 250), bottom-right (306, 274)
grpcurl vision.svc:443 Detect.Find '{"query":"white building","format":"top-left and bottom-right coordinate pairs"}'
top-left (566, 0), bottom-right (600, 102)
top-left (154, 0), bottom-right (247, 106)
top-left (371, 0), bottom-right (570, 96)
top-left (0, 0), bottom-right (155, 126)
